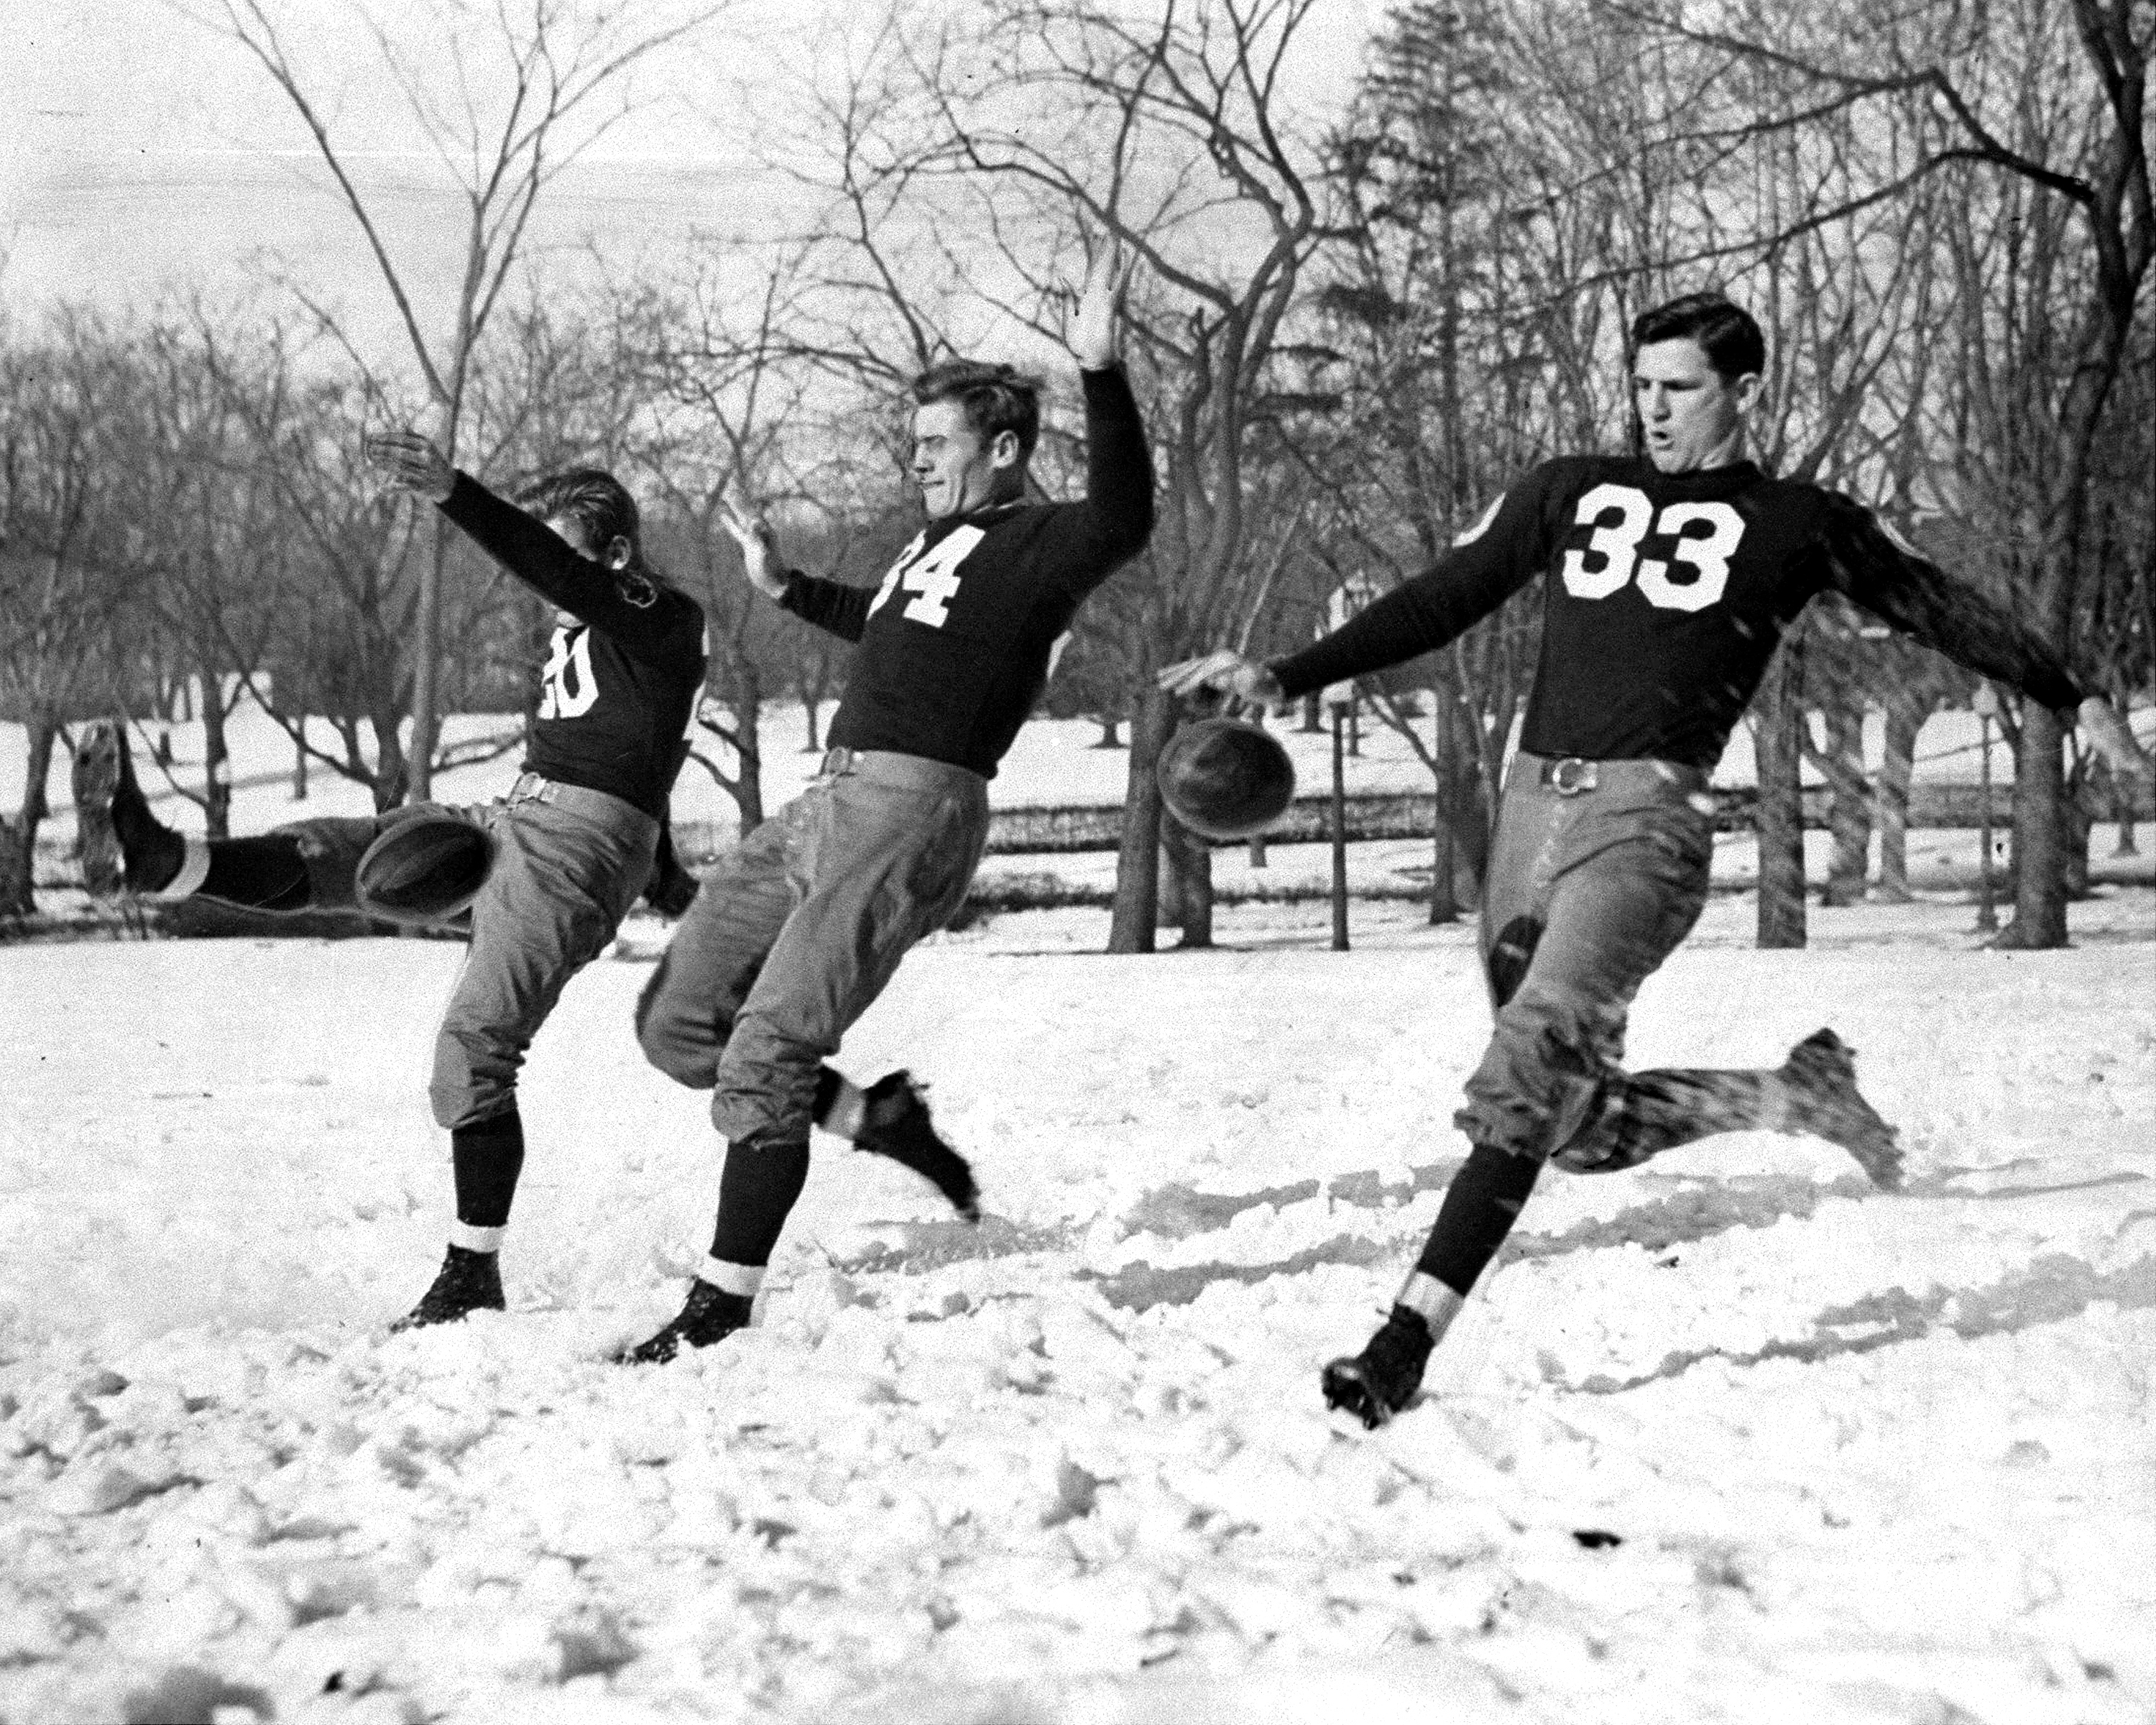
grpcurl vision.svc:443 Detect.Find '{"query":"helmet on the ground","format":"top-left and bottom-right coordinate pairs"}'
top-left (1156, 717), bottom-right (1296, 842)
top-left (355, 810), bottom-right (494, 926)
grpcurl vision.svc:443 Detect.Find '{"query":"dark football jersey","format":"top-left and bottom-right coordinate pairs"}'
top-left (439, 474), bottom-right (707, 818)
top-left (1271, 455), bottom-right (2083, 768)
top-left (779, 367), bottom-right (1154, 778)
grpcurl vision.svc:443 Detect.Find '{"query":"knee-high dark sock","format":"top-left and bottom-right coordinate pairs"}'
top-left (1414, 1141), bottom-right (1544, 1297)
top-left (709, 1139), bottom-right (813, 1269)
top-left (198, 836), bottom-right (314, 913)
top-left (452, 1109), bottom-right (526, 1231)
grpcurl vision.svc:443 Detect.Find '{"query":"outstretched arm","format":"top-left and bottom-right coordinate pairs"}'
top-left (1822, 497), bottom-right (2151, 783)
top-left (721, 490), bottom-right (873, 643)
top-left (364, 431), bottom-right (695, 654)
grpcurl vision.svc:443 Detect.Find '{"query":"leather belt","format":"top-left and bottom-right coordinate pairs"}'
top-left (1518, 753), bottom-right (1706, 798)
top-left (507, 771), bottom-right (656, 835)
top-left (817, 747), bottom-right (985, 791)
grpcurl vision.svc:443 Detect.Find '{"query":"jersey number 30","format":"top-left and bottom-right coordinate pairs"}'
top-left (869, 525), bottom-right (987, 627)
top-left (1562, 484), bottom-right (1746, 612)
top-left (538, 626), bottom-right (598, 720)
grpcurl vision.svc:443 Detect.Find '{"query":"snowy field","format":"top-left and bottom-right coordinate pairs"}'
top-left (4, 880), bottom-right (2154, 1724)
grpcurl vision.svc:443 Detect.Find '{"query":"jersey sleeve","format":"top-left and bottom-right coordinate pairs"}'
top-left (1268, 468), bottom-right (1555, 702)
top-left (438, 473), bottom-right (703, 666)
top-left (779, 571), bottom-right (872, 642)
top-left (1072, 365), bottom-right (1155, 564)
top-left (1815, 494), bottom-right (2083, 713)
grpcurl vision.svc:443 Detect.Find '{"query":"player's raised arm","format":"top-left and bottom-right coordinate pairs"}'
top-left (1820, 497), bottom-right (2152, 783)
top-left (724, 491), bottom-right (872, 643)
top-left (1067, 239), bottom-right (1154, 558)
top-left (716, 493), bottom-right (791, 601)
top-left (363, 428), bottom-right (454, 503)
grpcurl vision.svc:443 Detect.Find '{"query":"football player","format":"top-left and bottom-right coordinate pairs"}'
top-left (622, 242), bottom-right (1154, 1362)
top-left (1161, 290), bottom-right (2154, 1428)
top-left (73, 451), bottom-right (706, 1332)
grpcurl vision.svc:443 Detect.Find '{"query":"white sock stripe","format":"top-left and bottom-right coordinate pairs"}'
top-left (1395, 1270), bottom-right (1467, 1333)
top-left (449, 1223), bottom-right (505, 1254)
top-left (148, 836), bottom-right (211, 901)
top-left (699, 1256), bottom-right (764, 1297)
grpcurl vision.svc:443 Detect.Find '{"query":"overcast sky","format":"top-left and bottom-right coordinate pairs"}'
top-left (4, 0), bottom-right (1380, 369)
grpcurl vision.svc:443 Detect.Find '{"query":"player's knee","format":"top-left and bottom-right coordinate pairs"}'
top-left (635, 961), bottom-right (723, 1088)
top-left (1460, 988), bottom-right (1612, 1161)
top-left (430, 1075), bottom-right (510, 1131)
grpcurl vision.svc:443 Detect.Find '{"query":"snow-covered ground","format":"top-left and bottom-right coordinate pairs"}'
top-left (4, 882), bottom-right (2153, 1723)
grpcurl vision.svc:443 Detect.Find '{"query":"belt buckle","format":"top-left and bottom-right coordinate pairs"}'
top-left (818, 748), bottom-right (856, 780)
top-left (511, 772), bottom-right (555, 804)
top-left (1549, 757), bottom-right (1596, 796)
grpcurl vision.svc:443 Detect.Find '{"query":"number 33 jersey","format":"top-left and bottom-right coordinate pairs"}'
top-left (1271, 455), bottom-right (2083, 770)
top-left (778, 368), bottom-right (1156, 778)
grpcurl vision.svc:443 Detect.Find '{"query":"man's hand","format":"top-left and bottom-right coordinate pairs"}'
top-left (1068, 238), bottom-right (1135, 372)
top-left (1158, 649), bottom-right (1286, 714)
top-left (717, 492), bottom-right (788, 601)
top-left (361, 430), bottom-right (454, 504)
top-left (2078, 696), bottom-right (2154, 785)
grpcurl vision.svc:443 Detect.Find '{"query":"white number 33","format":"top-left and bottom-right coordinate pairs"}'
top-left (1561, 484), bottom-right (1745, 612)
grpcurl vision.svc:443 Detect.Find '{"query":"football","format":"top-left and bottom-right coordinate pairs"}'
top-left (1156, 716), bottom-right (1297, 842)
top-left (354, 811), bottom-right (494, 926)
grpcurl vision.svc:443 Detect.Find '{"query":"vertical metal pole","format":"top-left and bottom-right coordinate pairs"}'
top-left (1330, 706), bottom-right (1350, 952)
top-left (1976, 714), bottom-right (1998, 934)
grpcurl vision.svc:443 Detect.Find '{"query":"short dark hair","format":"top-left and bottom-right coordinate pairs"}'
top-left (911, 361), bottom-right (1043, 461)
top-left (518, 468), bottom-right (642, 559)
top-left (1630, 293), bottom-right (1766, 383)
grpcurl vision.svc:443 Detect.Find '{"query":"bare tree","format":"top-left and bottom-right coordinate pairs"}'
top-left (0, 317), bottom-right (135, 916)
top-left (177, 0), bottom-right (723, 799)
top-left (1615, 0), bottom-right (2154, 947)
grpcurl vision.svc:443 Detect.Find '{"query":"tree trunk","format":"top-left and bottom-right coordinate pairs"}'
top-left (1093, 716), bottom-right (1121, 748)
top-left (369, 711), bottom-right (410, 814)
top-left (1427, 708), bottom-right (1459, 926)
top-left (201, 682), bottom-right (233, 841)
top-left (729, 691), bottom-right (766, 837)
top-left (1874, 694), bottom-right (1922, 903)
top-left (802, 698), bottom-right (822, 755)
top-left (1170, 815), bottom-right (1213, 949)
top-left (1820, 702), bottom-right (1869, 906)
top-left (1107, 685), bottom-right (1174, 954)
top-left (1996, 705), bottom-right (2069, 947)
top-left (2064, 783), bottom-right (2092, 901)
top-left (1157, 817), bottom-right (1185, 926)
top-left (2, 717), bottom-right (59, 918)
top-left (1755, 650), bottom-right (1807, 948)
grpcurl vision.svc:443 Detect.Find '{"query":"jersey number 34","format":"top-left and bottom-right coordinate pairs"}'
top-left (869, 525), bottom-right (987, 627)
top-left (1562, 484), bottom-right (1746, 612)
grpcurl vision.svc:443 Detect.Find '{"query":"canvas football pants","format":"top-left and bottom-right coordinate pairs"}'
top-left (635, 749), bottom-right (990, 1147)
top-left (272, 779), bottom-right (658, 1128)
top-left (1456, 753), bottom-right (1717, 1170)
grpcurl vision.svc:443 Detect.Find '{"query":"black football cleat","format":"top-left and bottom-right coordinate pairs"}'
top-left (1322, 1305), bottom-right (1436, 1430)
top-left (614, 1280), bottom-right (754, 1365)
top-left (390, 1244), bottom-right (505, 1332)
top-left (1783, 1029), bottom-right (1904, 1190)
top-left (855, 1071), bottom-right (981, 1223)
